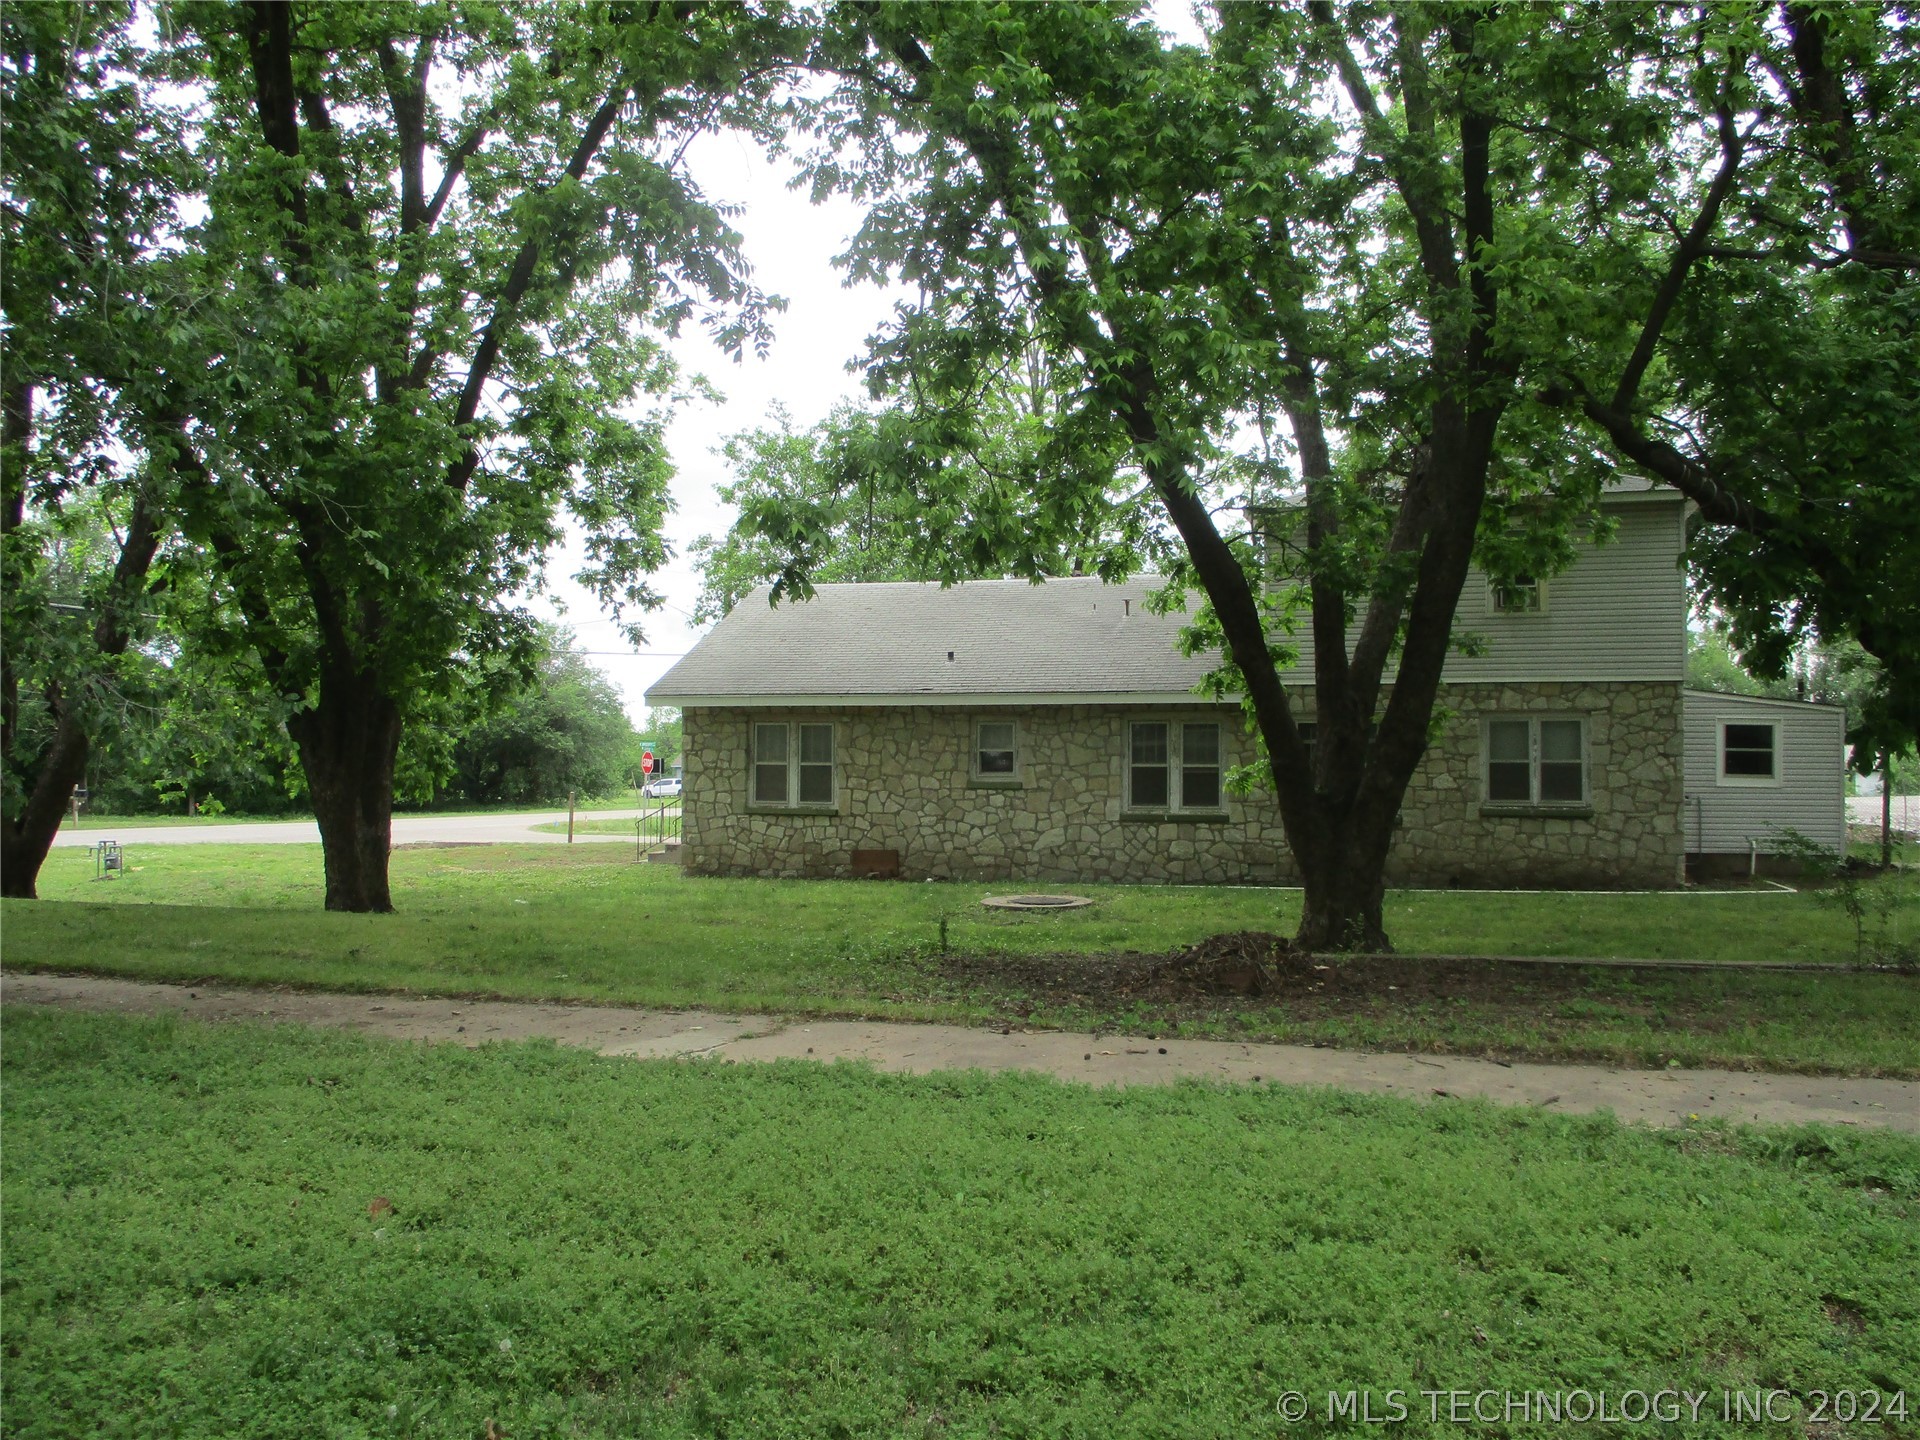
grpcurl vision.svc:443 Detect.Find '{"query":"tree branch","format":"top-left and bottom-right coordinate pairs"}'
top-left (152, 412), bottom-right (295, 690)
top-left (424, 119), bottom-right (485, 230)
top-left (1784, 3), bottom-right (1879, 256)
top-left (1309, 3), bottom-right (1461, 297)
top-left (446, 75), bottom-right (634, 492)
top-left (1562, 386), bottom-right (1776, 533)
top-left (377, 36), bottom-right (430, 235)
top-left (295, 84), bottom-right (364, 231)
top-left (243, 1), bottom-right (302, 162)
top-left (1610, 96), bottom-right (1746, 414)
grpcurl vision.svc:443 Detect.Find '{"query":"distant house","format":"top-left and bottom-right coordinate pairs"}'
top-left (647, 482), bottom-right (1847, 886)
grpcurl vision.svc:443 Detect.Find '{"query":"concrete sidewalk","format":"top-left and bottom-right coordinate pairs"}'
top-left (5, 972), bottom-right (1914, 1133)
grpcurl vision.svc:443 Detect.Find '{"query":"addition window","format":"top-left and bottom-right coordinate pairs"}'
top-left (1484, 717), bottom-right (1587, 806)
top-left (974, 719), bottom-right (1019, 781)
top-left (1489, 575), bottom-right (1546, 614)
top-left (1128, 720), bottom-right (1224, 812)
top-left (1719, 721), bottom-right (1778, 785)
top-left (752, 721), bottom-right (835, 808)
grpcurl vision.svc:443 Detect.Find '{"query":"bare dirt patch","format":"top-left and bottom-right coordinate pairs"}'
top-left (936, 931), bottom-right (1741, 1038)
top-left (945, 930), bottom-right (1647, 1002)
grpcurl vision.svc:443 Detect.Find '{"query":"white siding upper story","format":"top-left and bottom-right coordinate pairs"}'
top-left (652, 485), bottom-right (1693, 709)
top-left (1682, 689), bottom-right (1848, 854)
top-left (1276, 488), bottom-right (1690, 685)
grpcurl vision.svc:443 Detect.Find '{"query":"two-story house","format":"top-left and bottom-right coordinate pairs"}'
top-left (647, 480), bottom-right (1846, 887)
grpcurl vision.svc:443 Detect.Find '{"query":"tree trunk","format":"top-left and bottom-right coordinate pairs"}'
top-left (0, 707), bottom-right (88, 900)
top-left (1290, 805), bottom-right (1398, 952)
top-left (289, 674), bottom-right (402, 913)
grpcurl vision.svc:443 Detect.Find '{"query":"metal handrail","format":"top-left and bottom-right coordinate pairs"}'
top-left (633, 799), bottom-right (682, 856)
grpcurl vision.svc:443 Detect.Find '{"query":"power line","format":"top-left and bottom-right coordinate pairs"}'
top-left (572, 649), bottom-right (688, 658)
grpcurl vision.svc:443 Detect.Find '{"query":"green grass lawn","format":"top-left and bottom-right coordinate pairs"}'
top-left (1851, 834), bottom-right (1920, 867)
top-left (8, 844), bottom-right (1919, 1075)
top-left (2, 1009), bottom-right (1914, 1439)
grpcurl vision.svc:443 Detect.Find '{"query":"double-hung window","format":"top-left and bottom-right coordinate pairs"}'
top-left (1484, 717), bottom-right (1587, 806)
top-left (974, 719), bottom-right (1019, 782)
top-left (1128, 720), bottom-right (1223, 813)
top-left (1718, 722), bottom-right (1778, 785)
top-left (752, 721), bottom-right (835, 808)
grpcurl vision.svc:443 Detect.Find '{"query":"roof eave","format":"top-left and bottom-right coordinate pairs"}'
top-left (644, 688), bottom-right (1246, 709)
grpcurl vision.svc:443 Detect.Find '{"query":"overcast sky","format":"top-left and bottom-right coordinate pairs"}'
top-left (531, 127), bottom-right (904, 730)
top-left (539, 5), bottom-right (1208, 732)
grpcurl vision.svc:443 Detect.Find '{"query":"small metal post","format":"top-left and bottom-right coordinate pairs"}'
top-left (1883, 752), bottom-right (1894, 870)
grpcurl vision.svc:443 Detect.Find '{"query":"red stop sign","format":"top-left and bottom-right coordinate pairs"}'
top-left (641, 751), bottom-right (654, 774)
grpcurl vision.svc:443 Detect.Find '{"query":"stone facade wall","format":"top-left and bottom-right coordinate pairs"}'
top-left (680, 681), bottom-right (1685, 888)
top-left (1394, 681), bottom-right (1685, 888)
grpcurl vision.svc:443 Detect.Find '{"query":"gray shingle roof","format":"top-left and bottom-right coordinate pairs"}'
top-left (647, 577), bottom-right (1219, 705)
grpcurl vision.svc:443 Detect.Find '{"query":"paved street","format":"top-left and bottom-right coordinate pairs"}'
top-left (1847, 793), bottom-right (1919, 832)
top-left (51, 808), bottom-right (669, 847)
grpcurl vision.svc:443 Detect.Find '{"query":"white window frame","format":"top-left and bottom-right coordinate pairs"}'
top-left (971, 717), bottom-right (1022, 785)
top-left (1481, 715), bottom-right (1589, 807)
top-left (750, 720), bottom-right (836, 810)
top-left (1126, 719), bottom-right (1226, 814)
top-left (1488, 574), bottom-right (1548, 615)
top-left (1717, 719), bottom-right (1781, 788)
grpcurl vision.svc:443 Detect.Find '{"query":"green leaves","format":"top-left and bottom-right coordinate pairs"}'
top-left (773, 1), bottom-right (1920, 944)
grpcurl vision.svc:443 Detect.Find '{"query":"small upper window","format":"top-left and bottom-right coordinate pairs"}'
top-left (975, 720), bottom-right (1018, 779)
top-left (1720, 721), bottom-right (1778, 784)
top-left (1490, 575), bottom-right (1545, 614)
